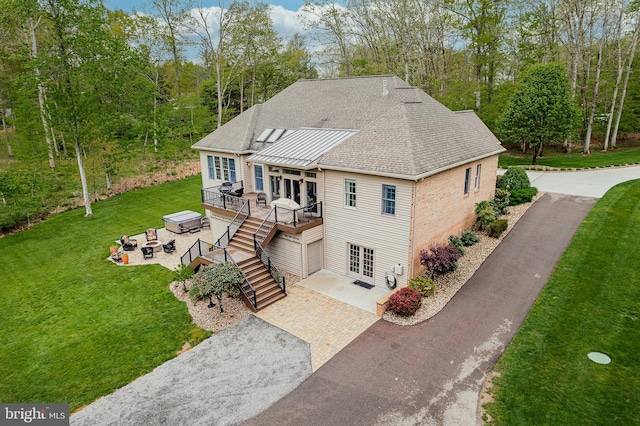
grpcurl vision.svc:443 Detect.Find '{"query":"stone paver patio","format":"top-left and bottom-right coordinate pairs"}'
top-left (256, 284), bottom-right (379, 371)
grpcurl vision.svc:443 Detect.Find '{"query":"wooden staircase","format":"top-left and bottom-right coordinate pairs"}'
top-left (236, 256), bottom-right (286, 310)
top-left (227, 217), bottom-right (276, 252)
top-left (228, 217), bottom-right (285, 311)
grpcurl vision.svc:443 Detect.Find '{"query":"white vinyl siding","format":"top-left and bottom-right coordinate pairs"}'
top-left (268, 234), bottom-right (302, 277)
top-left (324, 171), bottom-right (411, 289)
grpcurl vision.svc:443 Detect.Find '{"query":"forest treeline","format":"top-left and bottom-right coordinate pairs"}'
top-left (0, 0), bottom-right (639, 231)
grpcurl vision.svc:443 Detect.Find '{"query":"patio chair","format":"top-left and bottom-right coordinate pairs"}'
top-left (163, 239), bottom-right (176, 253)
top-left (141, 246), bottom-right (154, 259)
top-left (111, 250), bottom-right (122, 263)
top-left (146, 228), bottom-right (158, 242)
top-left (256, 192), bottom-right (267, 207)
top-left (120, 236), bottom-right (137, 251)
top-left (230, 187), bottom-right (244, 197)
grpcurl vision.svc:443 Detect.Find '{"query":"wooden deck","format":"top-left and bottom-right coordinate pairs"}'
top-left (202, 191), bottom-right (323, 234)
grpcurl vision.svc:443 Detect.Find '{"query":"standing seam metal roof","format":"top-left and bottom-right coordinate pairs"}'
top-left (248, 128), bottom-right (358, 168)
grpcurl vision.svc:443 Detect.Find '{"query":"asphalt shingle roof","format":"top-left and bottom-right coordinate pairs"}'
top-left (192, 75), bottom-right (505, 179)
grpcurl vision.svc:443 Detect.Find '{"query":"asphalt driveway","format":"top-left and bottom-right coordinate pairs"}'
top-left (71, 316), bottom-right (312, 426)
top-left (244, 193), bottom-right (597, 425)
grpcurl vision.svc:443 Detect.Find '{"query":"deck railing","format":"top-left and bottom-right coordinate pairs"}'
top-left (201, 182), bottom-right (247, 214)
top-left (273, 201), bottom-right (323, 227)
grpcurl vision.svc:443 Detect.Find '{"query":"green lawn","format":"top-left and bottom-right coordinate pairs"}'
top-left (0, 176), bottom-right (211, 411)
top-left (499, 145), bottom-right (640, 169)
top-left (485, 179), bottom-right (640, 424)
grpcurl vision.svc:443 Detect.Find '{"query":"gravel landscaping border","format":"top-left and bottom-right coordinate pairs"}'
top-left (383, 193), bottom-right (544, 326)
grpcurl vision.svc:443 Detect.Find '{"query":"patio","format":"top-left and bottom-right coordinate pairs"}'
top-left (111, 227), bottom-right (214, 270)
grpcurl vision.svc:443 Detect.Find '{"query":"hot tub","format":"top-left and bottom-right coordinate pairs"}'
top-left (163, 210), bottom-right (203, 234)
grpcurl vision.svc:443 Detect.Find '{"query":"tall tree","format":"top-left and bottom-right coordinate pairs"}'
top-left (498, 62), bottom-right (579, 165)
top-left (145, 0), bottom-right (193, 96)
top-left (34, 0), bottom-right (150, 216)
top-left (610, 1), bottom-right (640, 149)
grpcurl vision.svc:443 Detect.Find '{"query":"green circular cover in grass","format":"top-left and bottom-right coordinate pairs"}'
top-left (587, 352), bottom-right (611, 365)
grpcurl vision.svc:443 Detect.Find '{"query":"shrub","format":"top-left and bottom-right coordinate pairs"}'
top-left (461, 231), bottom-right (479, 246)
top-left (509, 187), bottom-right (538, 205)
top-left (408, 276), bottom-right (436, 298)
top-left (492, 188), bottom-right (510, 215)
top-left (387, 287), bottom-right (422, 316)
top-left (475, 200), bottom-right (498, 231)
top-left (489, 219), bottom-right (509, 238)
top-left (420, 243), bottom-right (462, 278)
top-left (448, 235), bottom-right (465, 255)
top-left (498, 167), bottom-right (531, 191)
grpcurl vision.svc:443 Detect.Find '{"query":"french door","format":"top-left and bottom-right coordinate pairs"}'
top-left (348, 243), bottom-right (374, 280)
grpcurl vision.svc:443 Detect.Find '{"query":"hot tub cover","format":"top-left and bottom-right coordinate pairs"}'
top-left (163, 210), bottom-right (202, 224)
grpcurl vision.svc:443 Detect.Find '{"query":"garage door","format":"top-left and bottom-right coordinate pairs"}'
top-left (307, 240), bottom-right (323, 275)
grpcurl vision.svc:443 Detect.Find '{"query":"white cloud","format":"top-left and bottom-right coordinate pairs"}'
top-left (270, 5), bottom-right (305, 38)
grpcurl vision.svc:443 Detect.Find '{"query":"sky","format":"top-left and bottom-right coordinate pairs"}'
top-left (104, 0), bottom-right (315, 53)
top-left (105, 0), bottom-right (307, 13)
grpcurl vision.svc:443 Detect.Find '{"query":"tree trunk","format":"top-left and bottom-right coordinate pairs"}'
top-left (29, 17), bottom-right (55, 168)
top-left (153, 70), bottom-right (159, 153)
top-left (611, 12), bottom-right (640, 149)
top-left (1, 112), bottom-right (11, 158)
top-left (75, 139), bottom-right (92, 216)
top-left (584, 9), bottom-right (609, 155)
top-left (604, 6), bottom-right (625, 152)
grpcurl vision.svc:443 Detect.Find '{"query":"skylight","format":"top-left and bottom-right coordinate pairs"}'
top-left (256, 128), bottom-right (274, 142)
top-left (266, 128), bottom-right (286, 143)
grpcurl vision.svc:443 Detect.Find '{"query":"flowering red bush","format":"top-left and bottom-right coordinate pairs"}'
top-left (387, 287), bottom-right (422, 316)
top-left (419, 243), bottom-right (462, 278)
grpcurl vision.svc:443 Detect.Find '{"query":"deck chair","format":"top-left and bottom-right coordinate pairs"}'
top-left (146, 228), bottom-right (158, 242)
top-left (141, 246), bottom-right (154, 259)
top-left (201, 217), bottom-right (210, 229)
top-left (163, 239), bottom-right (176, 253)
top-left (121, 235), bottom-right (137, 251)
top-left (256, 192), bottom-right (267, 207)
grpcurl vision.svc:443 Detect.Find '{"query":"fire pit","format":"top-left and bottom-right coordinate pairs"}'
top-left (143, 240), bottom-right (163, 252)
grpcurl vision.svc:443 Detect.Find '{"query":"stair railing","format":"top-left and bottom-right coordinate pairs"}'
top-left (213, 198), bottom-right (250, 249)
top-left (223, 248), bottom-right (257, 310)
top-left (180, 239), bottom-right (215, 267)
top-left (254, 238), bottom-right (285, 294)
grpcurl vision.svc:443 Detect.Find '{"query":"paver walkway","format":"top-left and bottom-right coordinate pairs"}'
top-left (244, 193), bottom-right (597, 426)
top-left (256, 285), bottom-right (379, 371)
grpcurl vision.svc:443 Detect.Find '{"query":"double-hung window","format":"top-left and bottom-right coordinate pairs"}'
top-left (254, 165), bottom-right (264, 191)
top-left (474, 164), bottom-right (481, 190)
top-left (382, 184), bottom-right (396, 215)
top-left (345, 179), bottom-right (356, 208)
top-left (464, 167), bottom-right (471, 195)
top-left (207, 156), bottom-right (215, 180)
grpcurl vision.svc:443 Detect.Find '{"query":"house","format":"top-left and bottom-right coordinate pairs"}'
top-left (191, 75), bottom-right (505, 311)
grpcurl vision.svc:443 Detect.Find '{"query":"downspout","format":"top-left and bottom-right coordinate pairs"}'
top-left (410, 180), bottom-right (418, 279)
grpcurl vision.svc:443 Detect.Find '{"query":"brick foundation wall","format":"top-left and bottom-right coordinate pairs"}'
top-left (409, 156), bottom-right (499, 275)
